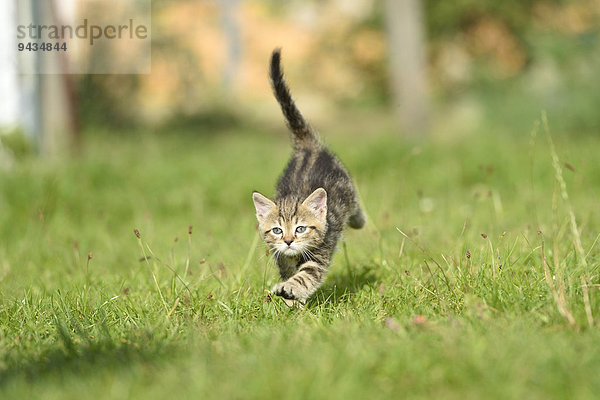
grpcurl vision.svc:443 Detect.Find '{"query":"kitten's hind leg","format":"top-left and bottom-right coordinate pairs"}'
top-left (272, 261), bottom-right (327, 303)
top-left (348, 207), bottom-right (366, 229)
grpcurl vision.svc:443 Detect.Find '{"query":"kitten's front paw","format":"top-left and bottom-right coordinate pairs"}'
top-left (272, 281), bottom-right (308, 304)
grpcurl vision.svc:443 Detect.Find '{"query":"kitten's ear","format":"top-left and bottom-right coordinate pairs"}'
top-left (252, 191), bottom-right (276, 221)
top-left (302, 188), bottom-right (327, 220)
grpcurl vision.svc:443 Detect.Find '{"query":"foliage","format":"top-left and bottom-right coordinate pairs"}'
top-left (0, 128), bottom-right (33, 159)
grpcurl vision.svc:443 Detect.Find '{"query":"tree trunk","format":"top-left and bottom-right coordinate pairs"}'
top-left (384, 0), bottom-right (430, 136)
top-left (220, 0), bottom-right (241, 94)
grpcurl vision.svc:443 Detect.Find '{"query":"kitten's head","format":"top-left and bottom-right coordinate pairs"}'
top-left (252, 188), bottom-right (327, 258)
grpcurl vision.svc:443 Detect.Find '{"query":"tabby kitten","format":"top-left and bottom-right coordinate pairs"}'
top-left (252, 49), bottom-right (366, 303)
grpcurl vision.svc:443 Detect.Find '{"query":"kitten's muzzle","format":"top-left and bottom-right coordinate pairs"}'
top-left (284, 238), bottom-right (294, 246)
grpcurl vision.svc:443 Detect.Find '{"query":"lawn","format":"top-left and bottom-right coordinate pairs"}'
top-left (1, 115), bottom-right (599, 399)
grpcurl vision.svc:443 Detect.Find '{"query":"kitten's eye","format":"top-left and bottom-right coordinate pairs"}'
top-left (295, 226), bottom-right (307, 234)
top-left (272, 227), bottom-right (283, 235)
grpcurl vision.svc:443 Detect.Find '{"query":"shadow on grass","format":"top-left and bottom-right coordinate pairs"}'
top-left (0, 335), bottom-right (176, 386)
top-left (309, 264), bottom-right (378, 306)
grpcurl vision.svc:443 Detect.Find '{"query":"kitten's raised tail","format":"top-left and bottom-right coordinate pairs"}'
top-left (270, 48), bottom-right (318, 149)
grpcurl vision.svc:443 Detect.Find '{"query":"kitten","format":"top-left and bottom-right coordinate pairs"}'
top-left (252, 49), bottom-right (366, 303)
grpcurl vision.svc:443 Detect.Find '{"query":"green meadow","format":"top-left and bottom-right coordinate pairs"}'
top-left (1, 115), bottom-right (599, 399)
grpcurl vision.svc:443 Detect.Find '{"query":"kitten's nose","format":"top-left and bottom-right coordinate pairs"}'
top-left (284, 238), bottom-right (294, 246)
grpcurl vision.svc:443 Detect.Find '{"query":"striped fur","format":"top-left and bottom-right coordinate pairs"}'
top-left (253, 49), bottom-right (366, 303)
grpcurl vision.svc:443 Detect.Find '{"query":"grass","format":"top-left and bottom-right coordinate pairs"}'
top-left (0, 116), bottom-right (599, 399)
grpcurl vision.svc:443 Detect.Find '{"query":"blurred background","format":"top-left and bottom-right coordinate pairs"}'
top-left (1, 0), bottom-right (599, 157)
